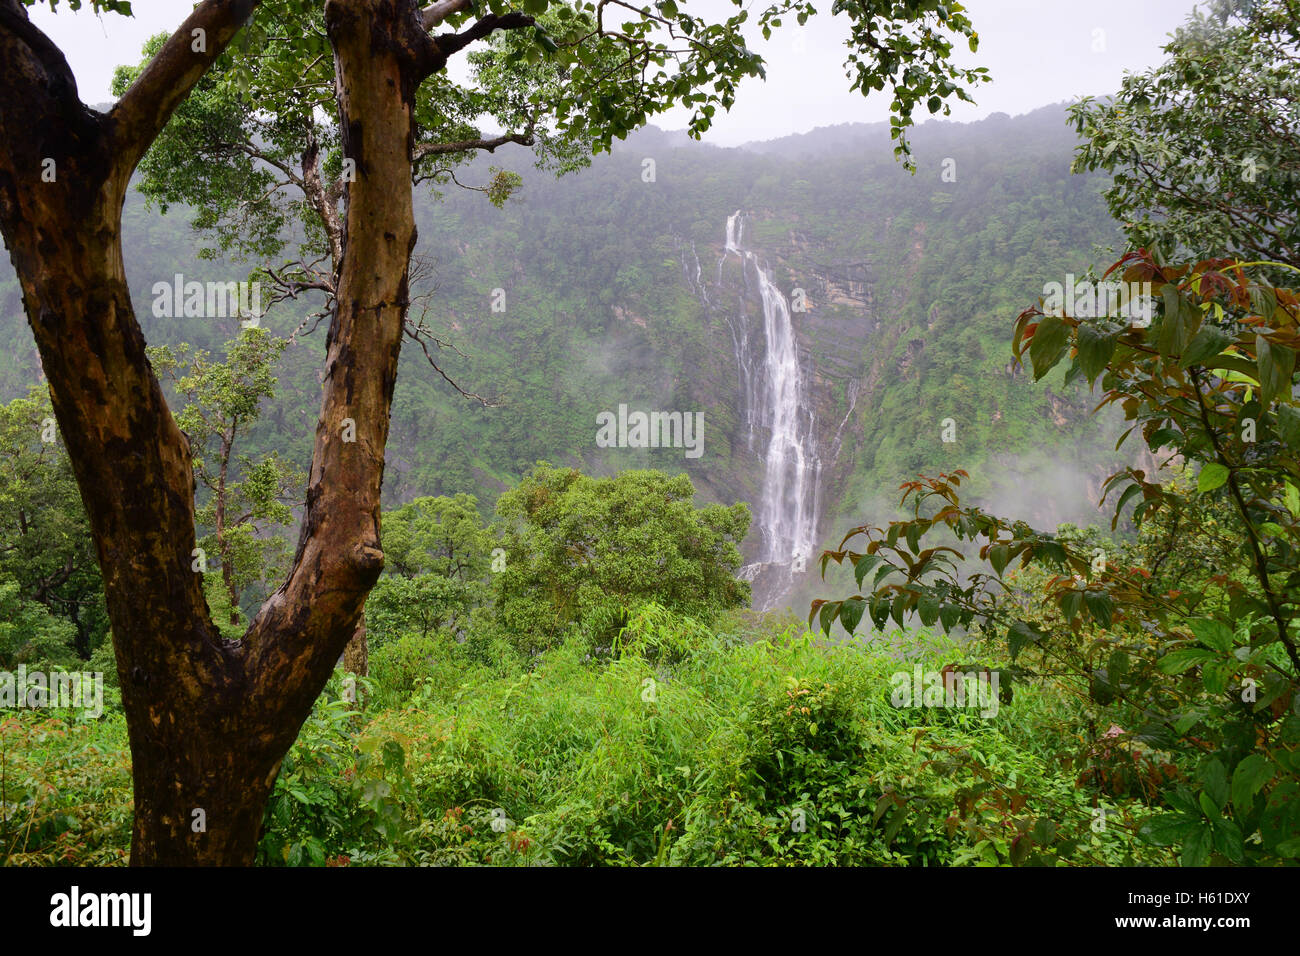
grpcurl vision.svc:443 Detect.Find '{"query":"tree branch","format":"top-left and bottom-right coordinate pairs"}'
top-left (0, 0), bottom-right (96, 139)
top-left (1189, 367), bottom-right (1300, 672)
top-left (413, 128), bottom-right (535, 161)
top-left (301, 137), bottom-right (344, 273)
top-left (421, 0), bottom-right (470, 31)
top-left (109, 0), bottom-right (261, 180)
top-left (427, 11), bottom-right (534, 72)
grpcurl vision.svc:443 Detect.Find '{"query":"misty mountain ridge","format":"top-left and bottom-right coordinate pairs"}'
top-left (0, 102), bottom-right (1126, 613)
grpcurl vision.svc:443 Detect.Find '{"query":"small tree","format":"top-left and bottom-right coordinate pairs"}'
top-left (493, 464), bottom-right (750, 652)
top-left (815, 252), bottom-right (1300, 865)
top-left (1069, 0), bottom-right (1300, 269)
top-left (0, 388), bottom-right (107, 658)
top-left (366, 494), bottom-right (494, 645)
top-left (149, 328), bottom-right (304, 629)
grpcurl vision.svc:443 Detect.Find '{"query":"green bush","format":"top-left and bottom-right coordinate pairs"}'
top-left (369, 633), bottom-right (462, 709)
top-left (0, 713), bottom-right (132, 866)
top-left (8, 611), bottom-right (1171, 867)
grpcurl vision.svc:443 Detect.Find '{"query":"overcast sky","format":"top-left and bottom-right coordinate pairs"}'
top-left (31, 0), bottom-right (1203, 145)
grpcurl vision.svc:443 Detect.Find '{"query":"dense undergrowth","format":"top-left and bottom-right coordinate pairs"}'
top-left (2, 606), bottom-right (1171, 867)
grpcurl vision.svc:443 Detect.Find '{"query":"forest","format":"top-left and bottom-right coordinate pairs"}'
top-left (0, 0), bottom-right (1297, 886)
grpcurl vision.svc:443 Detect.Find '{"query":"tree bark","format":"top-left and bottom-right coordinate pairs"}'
top-left (0, 0), bottom-right (383, 864)
top-left (343, 613), bottom-right (368, 677)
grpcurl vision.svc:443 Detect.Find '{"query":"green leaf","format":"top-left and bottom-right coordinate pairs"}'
top-left (1275, 837), bottom-right (1300, 858)
top-left (1201, 661), bottom-right (1232, 695)
top-left (889, 592), bottom-right (908, 628)
top-left (869, 593), bottom-right (891, 630)
top-left (1156, 648), bottom-right (1216, 674)
top-left (1059, 588), bottom-right (1083, 622)
top-left (1166, 787), bottom-right (1201, 816)
top-left (1257, 335), bottom-right (1295, 407)
top-left (1199, 758), bottom-right (1229, 811)
top-left (1249, 283), bottom-right (1278, 318)
top-left (1211, 816), bottom-right (1245, 863)
top-left (1197, 462), bottom-right (1229, 493)
top-left (852, 553), bottom-right (881, 589)
top-left (1107, 648), bottom-right (1129, 682)
top-left (1158, 286), bottom-right (1189, 358)
top-left (1076, 323), bottom-right (1116, 382)
top-left (1090, 666), bottom-right (1116, 705)
top-left (1180, 324), bottom-right (1232, 368)
top-left (883, 805), bottom-right (907, 846)
top-left (1181, 824), bottom-right (1213, 866)
top-left (1007, 619), bottom-right (1044, 660)
top-left (1036, 540), bottom-right (1067, 568)
top-left (382, 739), bottom-right (405, 774)
top-left (1139, 812), bottom-right (1201, 847)
top-left (1028, 316), bottom-right (1070, 380)
top-left (1083, 590), bottom-right (1113, 627)
top-left (917, 593), bottom-right (940, 626)
top-left (1276, 405), bottom-right (1300, 450)
top-left (839, 596), bottom-right (866, 634)
top-left (1188, 618), bottom-right (1234, 653)
top-left (1231, 754), bottom-right (1275, 812)
top-left (1134, 720), bottom-right (1180, 750)
top-left (1146, 427), bottom-right (1181, 449)
top-left (1113, 483), bottom-right (1143, 525)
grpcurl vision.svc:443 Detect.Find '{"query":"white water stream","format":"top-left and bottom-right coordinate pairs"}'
top-left (722, 212), bottom-right (821, 607)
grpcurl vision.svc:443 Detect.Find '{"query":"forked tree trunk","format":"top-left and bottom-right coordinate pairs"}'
top-left (0, 0), bottom-right (438, 863)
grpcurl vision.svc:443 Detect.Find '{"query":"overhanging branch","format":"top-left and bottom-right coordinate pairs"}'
top-left (413, 127), bottom-right (535, 162)
top-left (109, 0), bottom-right (261, 180)
top-left (0, 0), bottom-right (94, 136)
top-left (426, 11), bottom-right (534, 73)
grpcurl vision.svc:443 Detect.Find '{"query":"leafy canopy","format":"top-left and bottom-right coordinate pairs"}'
top-left (1070, 0), bottom-right (1300, 269)
top-left (492, 463), bottom-right (750, 651)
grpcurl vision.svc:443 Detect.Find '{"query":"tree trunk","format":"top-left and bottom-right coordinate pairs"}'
top-left (343, 613), bottom-right (368, 677)
top-left (0, 0), bottom-right (479, 866)
top-left (215, 432), bottom-right (242, 625)
top-left (0, 0), bottom-right (365, 866)
top-left (128, 734), bottom-right (282, 865)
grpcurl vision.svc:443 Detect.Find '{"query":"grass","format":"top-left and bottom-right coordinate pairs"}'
top-left (0, 608), bottom-right (1171, 867)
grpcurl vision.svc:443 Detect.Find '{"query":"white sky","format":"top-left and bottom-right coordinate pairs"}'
top-left (31, 0), bottom-right (1203, 145)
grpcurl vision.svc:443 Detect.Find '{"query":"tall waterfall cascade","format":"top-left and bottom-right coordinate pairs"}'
top-left (722, 212), bottom-right (822, 610)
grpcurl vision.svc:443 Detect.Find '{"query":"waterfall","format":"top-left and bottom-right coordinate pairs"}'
top-left (723, 212), bottom-right (822, 608)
